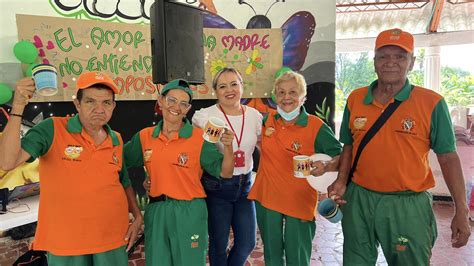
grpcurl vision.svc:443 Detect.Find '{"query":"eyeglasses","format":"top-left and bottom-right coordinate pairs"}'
top-left (164, 96), bottom-right (192, 111)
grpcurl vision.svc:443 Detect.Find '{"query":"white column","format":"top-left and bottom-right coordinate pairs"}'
top-left (423, 46), bottom-right (441, 92)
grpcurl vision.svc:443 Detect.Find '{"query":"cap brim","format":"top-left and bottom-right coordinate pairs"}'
top-left (376, 43), bottom-right (413, 53)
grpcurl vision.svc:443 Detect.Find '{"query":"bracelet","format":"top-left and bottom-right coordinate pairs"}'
top-left (9, 113), bottom-right (23, 118)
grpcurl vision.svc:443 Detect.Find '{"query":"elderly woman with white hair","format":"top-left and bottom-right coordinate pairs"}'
top-left (248, 71), bottom-right (342, 266)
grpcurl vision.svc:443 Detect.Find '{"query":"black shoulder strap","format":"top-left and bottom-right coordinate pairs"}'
top-left (347, 100), bottom-right (402, 184)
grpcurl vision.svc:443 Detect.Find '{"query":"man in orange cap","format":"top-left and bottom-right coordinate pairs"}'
top-left (0, 72), bottom-right (143, 265)
top-left (329, 28), bottom-right (471, 265)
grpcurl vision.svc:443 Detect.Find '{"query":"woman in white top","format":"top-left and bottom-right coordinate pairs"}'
top-left (192, 67), bottom-right (262, 266)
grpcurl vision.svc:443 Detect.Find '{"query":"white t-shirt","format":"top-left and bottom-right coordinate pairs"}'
top-left (192, 104), bottom-right (262, 175)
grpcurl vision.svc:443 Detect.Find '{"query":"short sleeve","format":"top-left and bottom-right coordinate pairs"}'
top-left (192, 108), bottom-right (210, 129)
top-left (124, 132), bottom-right (144, 168)
top-left (314, 123), bottom-right (343, 157)
top-left (21, 118), bottom-right (54, 162)
top-left (430, 99), bottom-right (456, 154)
top-left (200, 141), bottom-right (224, 178)
top-left (339, 104), bottom-right (353, 145)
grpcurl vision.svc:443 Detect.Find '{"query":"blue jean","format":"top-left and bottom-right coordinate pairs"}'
top-left (202, 172), bottom-right (256, 266)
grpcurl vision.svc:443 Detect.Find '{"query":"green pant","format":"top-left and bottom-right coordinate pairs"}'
top-left (341, 182), bottom-right (437, 266)
top-left (144, 198), bottom-right (208, 266)
top-left (47, 245), bottom-right (127, 266)
top-left (255, 201), bottom-right (316, 266)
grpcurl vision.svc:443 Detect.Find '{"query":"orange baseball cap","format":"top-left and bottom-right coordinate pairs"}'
top-left (375, 28), bottom-right (414, 53)
top-left (76, 72), bottom-right (119, 94)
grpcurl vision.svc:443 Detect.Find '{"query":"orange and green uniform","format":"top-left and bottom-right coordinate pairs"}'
top-left (124, 119), bottom-right (224, 266)
top-left (248, 107), bottom-right (342, 266)
top-left (339, 80), bottom-right (455, 265)
top-left (20, 115), bottom-right (130, 263)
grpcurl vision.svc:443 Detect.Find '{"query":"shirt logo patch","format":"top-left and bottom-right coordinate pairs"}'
top-left (291, 141), bottom-right (301, 152)
top-left (143, 149), bottom-right (153, 162)
top-left (191, 234), bottom-right (199, 248)
top-left (178, 153), bottom-right (188, 166)
top-left (112, 151), bottom-right (119, 165)
top-left (265, 127), bottom-right (275, 137)
top-left (353, 117), bottom-right (367, 129)
top-left (396, 236), bottom-right (409, 252)
top-left (401, 118), bottom-right (415, 132)
top-left (64, 145), bottom-right (83, 159)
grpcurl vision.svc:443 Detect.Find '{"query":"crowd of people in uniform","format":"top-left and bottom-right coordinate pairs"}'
top-left (0, 28), bottom-right (470, 266)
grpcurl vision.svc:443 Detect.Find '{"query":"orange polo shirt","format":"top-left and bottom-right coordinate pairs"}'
top-left (248, 108), bottom-right (342, 221)
top-left (21, 116), bottom-right (130, 255)
top-left (124, 119), bottom-right (224, 200)
top-left (339, 80), bottom-right (456, 192)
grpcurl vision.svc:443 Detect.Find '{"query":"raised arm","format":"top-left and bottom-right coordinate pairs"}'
top-left (0, 78), bottom-right (36, 172)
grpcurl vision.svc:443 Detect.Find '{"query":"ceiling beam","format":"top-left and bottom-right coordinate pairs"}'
top-left (428, 0), bottom-right (445, 32)
top-left (336, 30), bottom-right (474, 52)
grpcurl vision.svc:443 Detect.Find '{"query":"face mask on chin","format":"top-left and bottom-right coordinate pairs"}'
top-left (277, 105), bottom-right (301, 121)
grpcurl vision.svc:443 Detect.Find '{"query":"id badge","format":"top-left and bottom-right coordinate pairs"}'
top-left (234, 150), bottom-right (245, 167)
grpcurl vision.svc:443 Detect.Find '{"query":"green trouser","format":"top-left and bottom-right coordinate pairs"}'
top-left (341, 182), bottom-right (437, 266)
top-left (47, 245), bottom-right (127, 266)
top-left (255, 201), bottom-right (316, 266)
top-left (144, 198), bottom-right (208, 266)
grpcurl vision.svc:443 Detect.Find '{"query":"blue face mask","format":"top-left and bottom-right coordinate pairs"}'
top-left (277, 106), bottom-right (301, 121)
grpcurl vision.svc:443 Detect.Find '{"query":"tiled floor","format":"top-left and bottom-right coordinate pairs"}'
top-left (129, 202), bottom-right (474, 266)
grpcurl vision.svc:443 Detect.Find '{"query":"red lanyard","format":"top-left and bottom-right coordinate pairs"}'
top-left (218, 105), bottom-right (245, 148)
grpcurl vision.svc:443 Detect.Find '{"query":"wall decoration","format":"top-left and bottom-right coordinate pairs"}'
top-left (17, 14), bottom-right (282, 102)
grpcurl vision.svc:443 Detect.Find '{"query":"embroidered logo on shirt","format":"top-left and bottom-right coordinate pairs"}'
top-left (178, 153), bottom-right (188, 166)
top-left (353, 117), bottom-right (367, 129)
top-left (396, 236), bottom-right (409, 252)
top-left (401, 118), bottom-right (415, 132)
top-left (191, 234), bottom-right (199, 248)
top-left (64, 145), bottom-right (83, 160)
top-left (265, 127), bottom-right (275, 137)
top-left (143, 149), bottom-right (153, 162)
top-left (291, 141), bottom-right (301, 152)
top-left (112, 151), bottom-right (119, 165)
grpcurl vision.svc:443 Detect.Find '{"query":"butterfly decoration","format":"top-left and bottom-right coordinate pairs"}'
top-left (245, 49), bottom-right (263, 75)
top-left (200, 0), bottom-right (316, 110)
top-left (201, 1), bottom-right (316, 71)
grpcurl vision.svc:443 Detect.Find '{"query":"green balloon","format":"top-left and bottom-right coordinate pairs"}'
top-left (0, 83), bottom-right (13, 105)
top-left (13, 41), bottom-right (38, 64)
top-left (275, 66), bottom-right (293, 79)
top-left (25, 63), bottom-right (39, 77)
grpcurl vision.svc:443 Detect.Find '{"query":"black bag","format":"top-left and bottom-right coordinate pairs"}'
top-left (13, 250), bottom-right (47, 266)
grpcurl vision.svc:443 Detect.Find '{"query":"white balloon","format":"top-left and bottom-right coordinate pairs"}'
top-left (306, 153), bottom-right (337, 192)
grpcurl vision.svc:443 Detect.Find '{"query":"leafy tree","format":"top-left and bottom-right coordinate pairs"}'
top-left (335, 49), bottom-right (473, 112)
top-left (440, 67), bottom-right (474, 107)
top-left (335, 52), bottom-right (376, 112)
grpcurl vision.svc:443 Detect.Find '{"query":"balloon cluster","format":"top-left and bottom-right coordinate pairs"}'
top-left (0, 41), bottom-right (39, 105)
